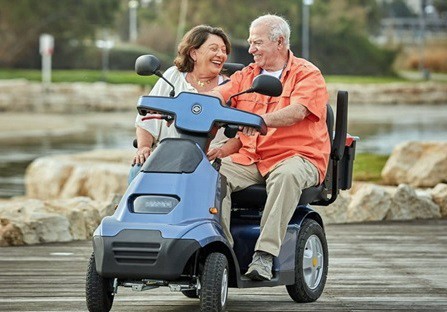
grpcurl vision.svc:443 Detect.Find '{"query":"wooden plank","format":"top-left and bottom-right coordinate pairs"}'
top-left (0, 219), bottom-right (446, 311)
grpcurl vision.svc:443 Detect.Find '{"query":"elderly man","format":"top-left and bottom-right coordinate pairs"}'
top-left (209, 14), bottom-right (330, 281)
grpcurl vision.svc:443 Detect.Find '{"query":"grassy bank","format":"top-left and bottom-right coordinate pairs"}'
top-left (0, 69), bottom-right (158, 86)
top-left (353, 153), bottom-right (389, 183)
top-left (0, 69), bottom-right (412, 87)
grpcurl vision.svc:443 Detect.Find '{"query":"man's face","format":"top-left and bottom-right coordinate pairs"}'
top-left (247, 24), bottom-right (280, 71)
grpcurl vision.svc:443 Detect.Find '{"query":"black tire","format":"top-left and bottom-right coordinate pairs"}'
top-left (86, 252), bottom-right (114, 312)
top-left (286, 218), bottom-right (328, 303)
top-left (182, 289), bottom-right (199, 298)
top-left (200, 252), bottom-right (229, 312)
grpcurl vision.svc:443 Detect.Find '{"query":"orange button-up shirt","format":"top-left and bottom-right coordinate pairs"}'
top-left (218, 51), bottom-right (330, 184)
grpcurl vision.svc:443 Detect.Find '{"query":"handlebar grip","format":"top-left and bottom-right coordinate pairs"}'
top-left (224, 125), bottom-right (239, 138)
top-left (142, 114), bottom-right (174, 122)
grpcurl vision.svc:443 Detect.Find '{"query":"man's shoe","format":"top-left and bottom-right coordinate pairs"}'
top-left (244, 251), bottom-right (273, 281)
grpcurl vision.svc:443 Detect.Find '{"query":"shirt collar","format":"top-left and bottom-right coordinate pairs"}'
top-left (249, 50), bottom-right (293, 80)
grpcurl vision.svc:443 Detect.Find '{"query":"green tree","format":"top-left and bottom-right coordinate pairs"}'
top-left (310, 0), bottom-right (396, 75)
top-left (137, 0), bottom-right (395, 75)
top-left (0, 0), bottom-right (120, 67)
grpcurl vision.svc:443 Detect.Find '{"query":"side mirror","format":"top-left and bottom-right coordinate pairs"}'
top-left (225, 74), bottom-right (282, 106)
top-left (250, 74), bottom-right (282, 97)
top-left (135, 54), bottom-right (176, 97)
top-left (135, 55), bottom-right (161, 76)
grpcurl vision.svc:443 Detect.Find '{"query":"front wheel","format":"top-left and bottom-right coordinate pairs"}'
top-left (86, 252), bottom-right (115, 312)
top-left (286, 218), bottom-right (328, 303)
top-left (200, 252), bottom-right (229, 312)
top-left (182, 289), bottom-right (199, 299)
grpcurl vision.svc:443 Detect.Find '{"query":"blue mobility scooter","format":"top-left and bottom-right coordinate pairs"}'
top-left (85, 55), bottom-right (357, 312)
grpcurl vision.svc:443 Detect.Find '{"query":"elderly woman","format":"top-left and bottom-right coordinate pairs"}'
top-left (129, 25), bottom-right (236, 183)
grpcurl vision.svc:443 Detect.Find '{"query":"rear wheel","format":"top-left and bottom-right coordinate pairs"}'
top-left (286, 218), bottom-right (328, 303)
top-left (86, 252), bottom-right (114, 312)
top-left (200, 252), bottom-right (229, 312)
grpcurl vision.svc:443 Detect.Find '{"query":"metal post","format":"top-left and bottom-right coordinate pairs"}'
top-left (175, 0), bottom-right (188, 56)
top-left (302, 0), bottom-right (313, 60)
top-left (39, 34), bottom-right (54, 89)
top-left (96, 32), bottom-right (114, 82)
top-left (129, 0), bottom-right (139, 42)
top-left (42, 54), bottom-right (51, 86)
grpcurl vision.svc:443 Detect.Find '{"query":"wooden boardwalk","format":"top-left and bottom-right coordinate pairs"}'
top-left (0, 219), bottom-right (446, 312)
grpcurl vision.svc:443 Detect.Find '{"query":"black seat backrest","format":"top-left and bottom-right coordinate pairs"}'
top-left (222, 63), bottom-right (244, 76)
top-left (326, 103), bottom-right (334, 149)
top-left (230, 91), bottom-right (349, 209)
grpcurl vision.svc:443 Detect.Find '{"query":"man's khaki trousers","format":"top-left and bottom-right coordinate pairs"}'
top-left (219, 156), bottom-right (319, 257)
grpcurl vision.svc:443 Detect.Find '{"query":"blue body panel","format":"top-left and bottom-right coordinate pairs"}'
top-left (231, 206), bottom-right (316, 276)
top-left (96, 151), bottom-right (226, 245)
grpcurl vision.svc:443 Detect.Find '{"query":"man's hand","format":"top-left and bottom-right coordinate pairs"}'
top-left (132, 146), bottom-right (151, 165)
top-left (207, 148), bottom-right (224, 161)
top-left (240, 126), bottom-right (258, 136)
top-left (207, 138), bottom-right (242, 161)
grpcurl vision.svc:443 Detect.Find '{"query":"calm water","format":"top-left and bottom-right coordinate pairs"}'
top-left (0, 128), bottom-right (135, 198)
top-left (1, 103), bottom-right (447, 198)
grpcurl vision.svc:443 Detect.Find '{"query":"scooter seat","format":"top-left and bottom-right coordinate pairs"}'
top-left (231, 183), bottom-right (325, 211)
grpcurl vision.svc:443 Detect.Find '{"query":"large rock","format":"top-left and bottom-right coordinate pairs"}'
top-left (342, 182), bottom-right (441, 223)
top-left (313, 190), bottom-right (351, 224)
top-left (25, 150), bottom-right (134, 201)
top-left (386, 184), bottom-right (441, 220)
top-left (0, 197), bottom-right (114, 246)
top-left (431, 183), bottom-right (447, 218)
top-left (346, 183), bottom-right (393, 222)
top-left (381, 141), bottom-right (447, 187)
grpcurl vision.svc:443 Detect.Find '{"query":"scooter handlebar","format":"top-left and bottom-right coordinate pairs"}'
top-left (137, 92), bottom-right (267, 135)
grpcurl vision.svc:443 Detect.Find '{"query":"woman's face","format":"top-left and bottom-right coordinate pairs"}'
top-left (191, 34), bottom-right (228, 76)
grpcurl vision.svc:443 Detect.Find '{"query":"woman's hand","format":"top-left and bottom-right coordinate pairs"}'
top-left (133, 146), bottom-right (151, 165)
top-left (133, 127), bottom-right (155, 166)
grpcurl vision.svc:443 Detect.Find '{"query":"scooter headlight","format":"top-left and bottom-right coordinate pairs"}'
top-left (132, 195), bottom-right (179, 214)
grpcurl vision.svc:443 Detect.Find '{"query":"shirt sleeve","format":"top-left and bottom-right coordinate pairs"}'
top-left (290, 67), bottom-right (328, 122)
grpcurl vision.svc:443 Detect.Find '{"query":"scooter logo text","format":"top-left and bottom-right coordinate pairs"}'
top-left (191, 104), bottom-right (202, 115)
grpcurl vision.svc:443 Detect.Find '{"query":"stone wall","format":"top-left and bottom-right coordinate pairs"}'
top-left (0, 197), bottom-right (117, 246)
top-left (0, 140), bottom-right (446, 246)
top-left (0, 79), bottom-right (145, 113)
top-left (1, 80), bottom-right (446, 114)
top-left (327, 82), bottom-right (447, 105)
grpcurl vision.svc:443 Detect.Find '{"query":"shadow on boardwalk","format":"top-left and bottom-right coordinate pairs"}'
top-left (0, 219), bottom-right (446, 311)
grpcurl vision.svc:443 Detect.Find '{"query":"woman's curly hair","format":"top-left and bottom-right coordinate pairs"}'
top-left (174, 25), bottom-right (231, 72)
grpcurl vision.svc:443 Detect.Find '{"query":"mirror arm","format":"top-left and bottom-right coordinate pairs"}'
top-left (225, 89), bottom-right (253, 106)
top-left (156, 70), bottom-right (176, 97)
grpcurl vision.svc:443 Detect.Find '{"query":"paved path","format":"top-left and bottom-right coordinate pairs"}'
top-left (0, 219), bottom-right (446, 311)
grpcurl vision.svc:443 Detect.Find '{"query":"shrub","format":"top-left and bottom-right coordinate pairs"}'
top-left (311, 31), bottom-right (397, 76)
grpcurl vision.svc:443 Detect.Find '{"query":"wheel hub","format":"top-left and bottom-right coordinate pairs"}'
top-left (303, 234), bottom-right (324, 290)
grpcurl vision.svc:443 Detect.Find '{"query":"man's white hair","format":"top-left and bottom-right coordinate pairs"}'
top-left (250, 14), bottom-right (290, 48)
